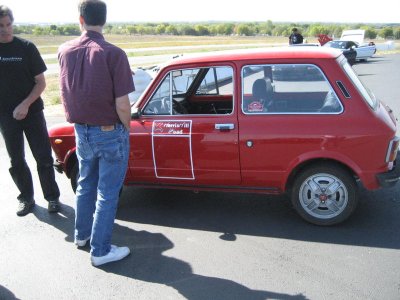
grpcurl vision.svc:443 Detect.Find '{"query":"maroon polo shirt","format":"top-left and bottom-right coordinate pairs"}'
top-left (58, 30), bottom-right (134, 125)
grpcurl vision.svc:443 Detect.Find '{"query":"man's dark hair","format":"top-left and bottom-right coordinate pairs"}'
top-left (78, 0), bottom-right (106, 26)
top-left (0, 5), bottom-right (14, 22)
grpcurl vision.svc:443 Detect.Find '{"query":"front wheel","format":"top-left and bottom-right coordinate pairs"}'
top-left (291, 163), bottom-right (358, 226)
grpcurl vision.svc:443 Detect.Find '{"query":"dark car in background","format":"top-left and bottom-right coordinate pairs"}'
top-left (323, 41), bottom-right (357, 65)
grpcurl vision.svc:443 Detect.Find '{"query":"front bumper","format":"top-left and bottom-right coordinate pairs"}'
top-left (376, 156), bottom-right (400, 188)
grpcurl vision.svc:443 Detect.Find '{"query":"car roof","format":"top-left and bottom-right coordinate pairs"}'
top-left (164, 47), bottom-right (341, 67)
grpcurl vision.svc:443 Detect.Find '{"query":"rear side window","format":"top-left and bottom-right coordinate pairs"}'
top-left (242, 64), bottom-right (343, 114)
top-left (342, 62), bottom-right (378, 110)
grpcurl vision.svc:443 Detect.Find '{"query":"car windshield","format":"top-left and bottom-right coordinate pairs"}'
top-left (325, 41), bottom-right (346, 49)
top-left (342, 61), bottom-right (378, 109)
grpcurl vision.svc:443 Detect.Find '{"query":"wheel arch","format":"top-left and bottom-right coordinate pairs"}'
top-left (285, 158), bottom-right (357, 194)
top-left (65, 150), bottom-right (78, 179)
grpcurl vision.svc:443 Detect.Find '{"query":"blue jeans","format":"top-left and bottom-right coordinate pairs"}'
top-left (0, 110), bottom-right (60, 203)
top-left (74, 123), bottom-right (129, 257)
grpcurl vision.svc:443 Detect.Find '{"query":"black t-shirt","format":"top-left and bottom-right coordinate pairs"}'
top-left (0, 37), bottom-right (47, 114)
top-left (289, 33), bottom-right (304, 44)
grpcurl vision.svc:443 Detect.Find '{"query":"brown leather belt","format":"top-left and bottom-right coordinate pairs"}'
top-left (76, 123), bottom-right (115, 131)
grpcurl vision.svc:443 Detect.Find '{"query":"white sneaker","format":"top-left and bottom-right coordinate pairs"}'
top-left (74, 237), bottom-right (90, 247)
top-left (91, 245), bottom-right (130, 267)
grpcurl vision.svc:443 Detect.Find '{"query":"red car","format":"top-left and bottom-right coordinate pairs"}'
top-left (49, 47), bottom-right (400, 226)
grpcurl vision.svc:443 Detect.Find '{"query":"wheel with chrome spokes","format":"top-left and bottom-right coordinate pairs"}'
top-left (291, 163), bottom-right (358, 225)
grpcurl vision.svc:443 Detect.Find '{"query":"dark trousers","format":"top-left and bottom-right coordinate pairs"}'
top-left (0, 110), bottom-right (60, 202)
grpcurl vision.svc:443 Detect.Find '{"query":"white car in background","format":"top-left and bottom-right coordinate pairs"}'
top-left (129, 68), bottom-right (153, 104)
top-left (340, 29), bottom-right (376, 61)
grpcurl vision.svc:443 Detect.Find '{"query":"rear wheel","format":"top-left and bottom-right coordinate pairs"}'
top-left (291, 163), bottom-right (358, 226)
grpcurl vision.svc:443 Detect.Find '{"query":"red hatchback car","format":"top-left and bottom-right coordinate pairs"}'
top-left (49, 47), bottom-right (400, 225)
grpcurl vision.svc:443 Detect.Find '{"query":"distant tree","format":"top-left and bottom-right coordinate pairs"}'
top-left (236, 24), bottom-right (254, 36)
top-left (13, 26), bottom-right (22, 34)
top-left (135, 25), bottom-right (147, 35)
top-left (126, 25), bottom-right (136, 35)
top-left (394, 27), bottom-right (400, 39)
top-left (155, 24), bottom-right (166, 34)
top-left (49, 29), bottom-right (60, 36)
top-left (266, 20), bottom-right (274, 32)
top-left (32, 26), bottom-right (45, 36)
top-left (379, 27), bottom-right (394, 39)
top-left (332, 25), bottom-right (345, 39)
top-left (179, 25), bottom-right (197, 36)
top-left (165, 25), bottom-right (178, 35)
top-left (308, 24), bottom-right (330, 37)
top-left (215, 23), bottom-right (235, 35)
top-left (10, 21), bottom-right (400, 39)
top-left (59, 25), bottom-right (80, 36)
top-left (272, 25), bottom-right (287, 37)
top-left (195, 25), bottom-right (210, 36)
top-left (364, 28), bottom-right (377, 39)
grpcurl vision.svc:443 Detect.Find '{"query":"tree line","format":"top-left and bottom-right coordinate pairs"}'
top-left (14, 21), bottom-right (400, 40)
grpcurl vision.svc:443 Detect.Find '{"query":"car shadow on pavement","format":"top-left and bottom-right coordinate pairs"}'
top-left (101, 223), bottom-right (308, 300)
top-left (32, 203), bottom-right (308, 300)
top-left (116, 186), bottom-right (400, 250)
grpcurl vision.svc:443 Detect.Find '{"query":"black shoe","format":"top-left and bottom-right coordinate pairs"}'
top-left (48, 199), bottom-right (60, 213)
top-left (16, 200), bottom-right (35, 216)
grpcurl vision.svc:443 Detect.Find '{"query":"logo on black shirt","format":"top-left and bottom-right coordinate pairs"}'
top-left (0, 56), bottom-right (23, 62)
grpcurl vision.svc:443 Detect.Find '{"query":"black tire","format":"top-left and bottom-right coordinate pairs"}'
top-left (291, 163), bottom-right (358, 226)
top-left (70, 162), bottom-right (79, 194)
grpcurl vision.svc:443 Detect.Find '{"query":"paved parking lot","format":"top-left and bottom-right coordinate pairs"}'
top-left (1, 54), bottom-right (400, 300)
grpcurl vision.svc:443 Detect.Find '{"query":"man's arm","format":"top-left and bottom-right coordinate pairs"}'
top-left (115, 95), bottom-right (131, 130)
top-left (13, 73), bottom-right (46, 120)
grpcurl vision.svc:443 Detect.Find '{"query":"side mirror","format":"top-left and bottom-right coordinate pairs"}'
top-left (131, 107), bottom-right (141, 119)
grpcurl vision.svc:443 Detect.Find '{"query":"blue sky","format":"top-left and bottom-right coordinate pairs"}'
top-left (6, 0), bottom-right (399, 24)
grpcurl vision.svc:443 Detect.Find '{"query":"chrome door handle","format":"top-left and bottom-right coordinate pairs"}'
top-left (215, 123), bottom-right (235, 130)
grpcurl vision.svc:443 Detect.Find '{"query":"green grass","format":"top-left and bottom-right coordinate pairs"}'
top-left (42, 74), bottom-right (60, 106)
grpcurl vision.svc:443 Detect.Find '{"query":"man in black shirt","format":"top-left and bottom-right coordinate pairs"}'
top-left (0, 5), bottom-right (60, 216)
top-left (289, 27), bottom-right (304, 45)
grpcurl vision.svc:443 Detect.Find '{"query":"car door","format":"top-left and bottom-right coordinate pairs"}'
top-left (239, 63), bottom-right (343, 191)
top-left (128, 65), bottom-right (241, 187)
top-left (351, 41), bottom-right (373, 60)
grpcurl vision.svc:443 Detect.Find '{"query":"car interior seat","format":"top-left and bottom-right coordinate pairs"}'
top-left (252, 79), bottom-right (268, 101)
top-left (246, 78), bottom-right (274, 113)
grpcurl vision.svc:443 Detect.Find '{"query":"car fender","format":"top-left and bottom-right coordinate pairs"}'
top-left (283, 150), bottom-right (362, 190)
top-left (63, 147), bottom-right (77, 178)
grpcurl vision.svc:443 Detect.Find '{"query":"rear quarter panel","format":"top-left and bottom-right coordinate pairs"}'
top-left (237, 57), bottom-right (395, 191)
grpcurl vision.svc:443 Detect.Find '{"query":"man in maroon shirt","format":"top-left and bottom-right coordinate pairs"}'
top-left (58, 0), bottom-right (134, 267)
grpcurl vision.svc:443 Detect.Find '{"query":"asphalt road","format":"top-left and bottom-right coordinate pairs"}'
top-left (1, 54), bottom-right (400, 300)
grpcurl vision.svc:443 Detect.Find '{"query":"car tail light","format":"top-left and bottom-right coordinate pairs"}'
top-left (386, 137), bottom-right (400, 163)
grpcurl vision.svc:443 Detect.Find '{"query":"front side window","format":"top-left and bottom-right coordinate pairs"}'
top-left (143, 66), bottom-right (234, 115)
top-left (242, 64), bottom-right (343, 114)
